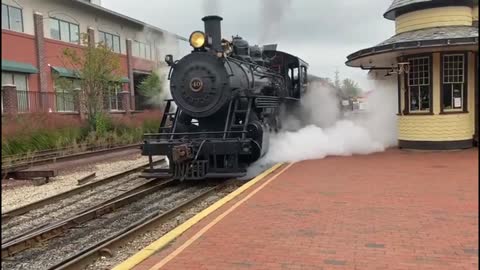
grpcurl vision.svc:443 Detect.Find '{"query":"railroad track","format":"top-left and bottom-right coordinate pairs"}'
top-left (1, 179), bottom-right (228, 270)
top-left (1, 143), bottom-right (142, 174)
top-left (1, 158), bottom-right (166, 224)
top-left (1, 178), bottom-right (177, 257)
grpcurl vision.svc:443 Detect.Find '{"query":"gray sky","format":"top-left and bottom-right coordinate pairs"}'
top-left (102, 0), bottom-right (395, 90)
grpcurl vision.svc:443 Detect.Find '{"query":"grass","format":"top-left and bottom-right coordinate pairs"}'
top-left (1, 111), bottom-right (162, 158)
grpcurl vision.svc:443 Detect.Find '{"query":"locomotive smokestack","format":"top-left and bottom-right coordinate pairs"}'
top-left (202, 15), bottom-right (223, 53)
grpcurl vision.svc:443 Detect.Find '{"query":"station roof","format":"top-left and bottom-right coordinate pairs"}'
top-left (346, 25), bottom-right (478, 67)
top-left (384, 0), bottom-right (477, 20)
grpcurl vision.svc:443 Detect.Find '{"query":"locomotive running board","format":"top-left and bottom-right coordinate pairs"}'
top-left (140, 170), bottom-right (246, 180)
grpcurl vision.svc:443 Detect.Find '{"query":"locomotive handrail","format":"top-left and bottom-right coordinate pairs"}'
top-left (167, 62), bottom-right (178, 80)
top-left (223, 100), bottom-right (234, 139)
top-left (224, 57), bottom-right (235, 78)
top-left (226, 56), bottom-right (284, 82)
top-left (144, 130), bottom-right (247, 137)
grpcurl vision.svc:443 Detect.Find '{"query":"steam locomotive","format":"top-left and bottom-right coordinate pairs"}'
top-left (141, 15), bottom-right (309, 180)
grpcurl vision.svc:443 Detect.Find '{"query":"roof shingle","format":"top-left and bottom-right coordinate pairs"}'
top-left (376, 25), bottom-right (478, 46)
top-left (384, 0), bottom-right (476, 20)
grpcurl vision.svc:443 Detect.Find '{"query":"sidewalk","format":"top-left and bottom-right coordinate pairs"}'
top-left (129, 148), bottom-right (478, 270)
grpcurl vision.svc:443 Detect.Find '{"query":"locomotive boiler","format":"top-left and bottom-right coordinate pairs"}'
top-left (141, 15), bottom-right (309, 180)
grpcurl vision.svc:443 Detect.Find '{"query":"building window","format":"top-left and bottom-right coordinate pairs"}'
top-left (407, 56), bottom-right (431, 113)
top-left (2, 4), bottom-right (23, 32)
top-left (99, 31), bottom-right (121, 53)
top-left (2, 72), bottom-right (29, 112)
top-left (132, 40), bottom-right (152, 60)
top-left (442, 53), bottom-right (467, 112)
top-left (106, 85), bottom-right (122, 111)
top-left (54, 79), bottom-right (80, 112)
top-left (50, 18), bottom-right (79, 44)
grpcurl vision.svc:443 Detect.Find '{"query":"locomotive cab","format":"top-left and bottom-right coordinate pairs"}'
top-left (263, 50), bottom-right (309, 99)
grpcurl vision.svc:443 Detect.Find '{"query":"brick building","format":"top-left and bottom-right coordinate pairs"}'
top-left (1, 0), bottom-right (188, 115)
top-left (346, 0), bottom-right (478, 150)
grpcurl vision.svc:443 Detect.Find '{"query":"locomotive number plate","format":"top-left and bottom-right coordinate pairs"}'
top-left (190, 78), bottom-right (204, 92)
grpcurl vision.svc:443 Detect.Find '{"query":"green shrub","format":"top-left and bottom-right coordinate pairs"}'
top-left (2, 111), bottom-right (161, 158)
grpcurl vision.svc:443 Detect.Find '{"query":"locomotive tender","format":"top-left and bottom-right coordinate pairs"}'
top-left (141, 15), bottom-right (309, 180)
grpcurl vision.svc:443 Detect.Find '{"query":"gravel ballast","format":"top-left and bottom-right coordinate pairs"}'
top-left (1, 154), bottom-right (163, 212)
top-left (1, 182), bottom-right (218, 270)
top-left (1, 175), bottom-right (150, 241)
top-left (86, 180), bottom-right (244, 270)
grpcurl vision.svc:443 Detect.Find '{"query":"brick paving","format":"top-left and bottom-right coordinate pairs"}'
top-left (134, 149), bottom-right (478, 270)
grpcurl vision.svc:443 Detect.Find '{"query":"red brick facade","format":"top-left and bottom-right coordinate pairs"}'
top-left (2, 11), bottom-right (158, 115)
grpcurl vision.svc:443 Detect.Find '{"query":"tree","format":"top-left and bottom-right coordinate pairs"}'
top-left (334, 69), bottom-right (341, 91)
top-left (60, 33), bottom-right (122, 131)
top-left (137, 72), bottom-right (164, 99)
top-left (341, 78), bottom-right (362, 98)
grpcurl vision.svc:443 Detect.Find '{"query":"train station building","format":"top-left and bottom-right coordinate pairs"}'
top-left (2, 0), bottom-right (187, 115)
top-left (346, 0), bottom-right (479, 150)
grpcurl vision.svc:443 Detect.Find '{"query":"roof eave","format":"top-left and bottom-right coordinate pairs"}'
top-left (71, 0), bottom-right (187, 41)
top-left (346, 37), bottom-right (479, 67)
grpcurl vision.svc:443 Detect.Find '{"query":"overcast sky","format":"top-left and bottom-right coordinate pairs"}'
top-left (102, 0), bottom-right (395, 90)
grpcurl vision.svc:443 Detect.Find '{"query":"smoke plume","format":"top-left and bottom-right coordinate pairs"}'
top-left (242, 73), bottom-right (398, 179)
top-left (138, 29), bottom-right (184, 110)
top-left (258, 0), bottom-right (292, 44)
top-left (203, 0), bottom-right (221, 15)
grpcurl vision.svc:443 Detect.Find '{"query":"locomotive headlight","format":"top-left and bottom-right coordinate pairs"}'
top-left (189, 31), bottom-right (206, 48)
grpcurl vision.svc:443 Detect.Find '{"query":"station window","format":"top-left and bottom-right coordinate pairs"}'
top-left (50, 17), bottom-right (79, 44)
top-left (2, 4), bottom-right (23, 32)
top-left (407, 56), bottom-right (431, 113)
top-left (99, 31), bottom-right (121, 53)
top-left (442, 53), bottom-right (467, 112)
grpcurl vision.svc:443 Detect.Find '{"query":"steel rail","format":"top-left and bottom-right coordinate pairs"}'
top-left (1, 179), bottom-right (177, 258)
top-left (2, 143), bottom-right (137, 164)
top-left (1, 158), bottom-right (166, 223)
top-left (2, 143), bottom-right (142, 173)
top-left (50, 182), bottom-right (225, 270)
top-left (1, 177), bottom-right (167, 245)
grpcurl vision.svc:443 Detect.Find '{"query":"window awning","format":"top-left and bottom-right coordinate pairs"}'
top-left (51, 66), bottom-right (80, 78)
top-left (51, 66), bottom-right (129, 83)
top-left (2, 60), bottom-right (38, 74)
top-left (52, 66), bottom-right (130, 83)
top-left (118, 77), bottom-right (130, 83)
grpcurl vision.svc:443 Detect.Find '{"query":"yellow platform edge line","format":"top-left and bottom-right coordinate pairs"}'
top-left (112, 162), bottom-right (285, 270)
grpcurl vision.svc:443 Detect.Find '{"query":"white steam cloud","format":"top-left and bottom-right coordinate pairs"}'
top-left (203, 0), bottom-right (221, 15)
top-left (258, 0), bottom-right (292, 44)
top-left (139, 27), bottom-right (187, 110)
top-left (242, 73), bottom-right (398, 179)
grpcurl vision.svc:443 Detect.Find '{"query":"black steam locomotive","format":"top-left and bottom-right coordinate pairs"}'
top-left (141, 15), bottom-right (309, 180)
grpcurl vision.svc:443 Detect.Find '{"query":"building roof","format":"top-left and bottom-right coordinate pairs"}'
top-left (71, 0), bottom-right (187, 41)
top-left (383, 0), bottom-right (476, 20)
top-left (384, 0), bottom-right (431, 20)
top-left (376, 25), bottom-right (478, 46)
top-left (346, 25), bottom-right (478, 66)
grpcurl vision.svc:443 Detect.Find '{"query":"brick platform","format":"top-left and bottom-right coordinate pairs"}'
top-left (132, 149), bottom-right (478, 270)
